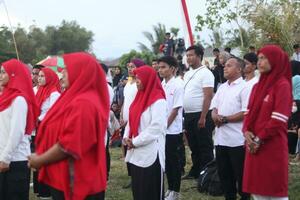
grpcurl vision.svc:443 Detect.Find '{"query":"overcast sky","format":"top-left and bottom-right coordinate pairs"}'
top-left (0, 0), bottom-right (209, 59)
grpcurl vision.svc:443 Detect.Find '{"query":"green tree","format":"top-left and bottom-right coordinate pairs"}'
top-left (118, 50), bottom-right (156, 68)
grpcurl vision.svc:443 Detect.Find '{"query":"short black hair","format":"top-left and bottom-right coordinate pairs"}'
top-left (293, 44), bottom-right (300, 49)
top-left (228, 57), bottom-right (245, 69)
top-left (100, 63), bottom-right (108, 74)
top-left (33, 65), bottom-right (44, 69)
top-left (152, 58), bottom-right (158, 62)
top-left (165, 32), bottom-right (171, 36)
top-left (249, 46), bottom-right (255, 50)
top-left (158, 56), bottom-right (178, 68)
top-left (213, 48), bottom-right (220, 52)
top-left (244, 53), bottom-right (258, 64)
top-left (224, 47), bottom-right (231, 53)
top-left (186, 45), bottom-right (205, 60)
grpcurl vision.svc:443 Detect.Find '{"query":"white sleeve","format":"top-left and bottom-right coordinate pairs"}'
top-left (0, 97), bottom-right (28, 164)
top-left (38, 92), bottom-right (60, 121)
top-left (132, 100), bottom-right (167, 148)
top-left (202, 70), bottom-right (215, 88)
top-left (49, 91), bottom-right (60, 107)
top-left (241, 85), bottom-right (251, 112)
top-left (210, 88), bottom-right (220, 109)
top-left (172, 84), bottom-right (184, 109)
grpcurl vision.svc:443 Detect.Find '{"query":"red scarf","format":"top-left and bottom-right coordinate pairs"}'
top-left (129, 66), bottom-right (165, 138)
top-left (36, 52), bottom-right (110, 200)
top-left (0, 59), bottom-right (38, 134)
top-left (244, 45), bottom-right (292, 131)
top-left (36, 68), bottom-right (60, 112)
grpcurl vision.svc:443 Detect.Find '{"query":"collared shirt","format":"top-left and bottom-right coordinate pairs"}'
top-left (162, 77), bottom-right (184, 135)
top-left (183, 66), bottom-right (214, 113)
top-left (122, 81), bottom-right (138, 122)
top-left (211, 77), bottom-right (250, 147)
top-left (292, 52), bottom-right (300, 62)
top-left (0, 96), bottom-right (30, 164)
top-left (124, 99), bottom-right (167, 170)
top-left (38, 91), bottom-right (60, 121)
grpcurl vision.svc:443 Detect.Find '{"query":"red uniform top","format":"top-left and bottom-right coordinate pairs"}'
top-left (243, 45), bottom-right (292, 197)
top-left (36, 53), bottom-right (109, 200)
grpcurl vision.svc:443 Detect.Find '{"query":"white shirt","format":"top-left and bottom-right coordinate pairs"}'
top-left (245, 76), bottom-right (258, 106)
top-left (162, 77), bottom-right (184, 135)
top-left (0, 96), bottom-right (31, 164)
top-left (107, 83), bottom-right (114, 105)
top-left (122, 81), bottom-right (138, 122)
top-left (38, 91), bottom-right (60, 121)
top-left (211, 77), bottom-right (249, 147)
top-left (124, 99), bottom-right (167, 170)
top-left (183, 66), bottom-right (214, 113)
top-left (292, 52), bottom-right (300, 62)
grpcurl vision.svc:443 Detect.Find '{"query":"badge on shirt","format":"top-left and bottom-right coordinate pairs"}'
top-left (263, 95), bottom-right (270, 102)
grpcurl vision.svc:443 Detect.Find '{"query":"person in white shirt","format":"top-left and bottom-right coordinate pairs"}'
top-left (158, 56), bottom-right (184, 200)
top-left (243, 53), bottom-right (259, 104)
top-left (34, 67), bottom-right (61, 198)
top-left (121, 58), bottom-right (145, 188)
top-left (0, 59), bottom-right (38, 200)
top-left (292, 44), bottom-right (300, 62)
top-left (123, 66), bottom-right (167, 200)
top-left (211, 57), bottom-right (251, 200)
top-left (182, 45), bottom-right (215, 179)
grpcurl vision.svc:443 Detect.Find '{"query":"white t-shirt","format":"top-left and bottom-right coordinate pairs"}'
top-left (124, 99), bottom-right (167, 170)
top-left (122, 81), bottom-right (138, 122)
top-left (211, 77), bottom-right (250, 147)
top-left (245, 76), bottom-right (258, 106)
top-left (183, 66), bottom-right (214, 113)
top-left (38, 91), bottom-right (60, 121)
top-left (0, 96), bottom-right (30, 164)
top-left (292, 52), bottom-right (300, 62)
top-left (162, 77), bottom-right (184, 135)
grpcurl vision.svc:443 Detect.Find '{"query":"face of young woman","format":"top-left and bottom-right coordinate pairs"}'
top-left (61, 69), bottom-right (70, 89)
top-left (38, 70), bottom-right (46, 86)
top-left (257, 53), bottom-right (272, 74)
top-left (0, 66), bottom-right (9, 86)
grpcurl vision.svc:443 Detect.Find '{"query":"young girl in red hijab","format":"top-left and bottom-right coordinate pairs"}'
top-left (33, 67), bottom-right (61, 198)
top-left (28, 52), bottom-right (110, 200)
top-left (243, 45), bottom-right (292, 200)
top-left (0, 59), bottom-right (38, 200)
top-left (123, 66), bottom-right (167, 200)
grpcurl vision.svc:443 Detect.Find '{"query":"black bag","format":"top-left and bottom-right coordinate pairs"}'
top-left (197, 159), bottom-right (223, 196)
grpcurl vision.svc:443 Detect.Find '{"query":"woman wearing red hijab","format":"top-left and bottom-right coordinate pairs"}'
top-left (123, 66), bottom-right (167, 200)
top-left (33, 68), bottom-right (61, 198)
top-left (0, 59), bottom-right (38, 200)
top-left (28, 52), bottom-right (110, 200)
top-left (243, 45), bottom-right (292, 200)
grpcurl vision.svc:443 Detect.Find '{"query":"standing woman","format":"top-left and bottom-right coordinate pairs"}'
top-left (123, 66), bottom-right (167, 200)
top-left (0, 59), bottom-right (38, 200)
top-left (243, 45), bottom-right (292, 200)
top-left (33, 67), bottom-right (61, 198)
top-left (28, 52), bottom-right (110, 200)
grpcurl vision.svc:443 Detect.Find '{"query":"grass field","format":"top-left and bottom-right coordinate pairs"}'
top-left (30, 147), bottom-right (300, 200)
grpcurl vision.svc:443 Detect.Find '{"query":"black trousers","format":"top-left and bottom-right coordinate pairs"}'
top-left (50, 187), bottom-right (105, 200)
top-left (166, 134), bottom-right (182, 192)
top-left (178, 133), bottom-right (186, 174)
top-left (130, 158), bottom-right (163, 200)
top-left (215, 145), bottom-right (250, 200)
top-left (0, 161), bottom-right (30, 200)
top-left (184, 111), bottom-right (214, 177)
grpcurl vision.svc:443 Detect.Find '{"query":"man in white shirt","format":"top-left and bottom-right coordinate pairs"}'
top-left (243, 53), bottom-right (259, 104)
top-left (182, 45), bottom-right (215, 179)
top-left (292, 44), bottom-right (300, 62)
top-left (158, 56), bottom-right (184, 200)
top-left (211, 57), bottom-right (250, 200)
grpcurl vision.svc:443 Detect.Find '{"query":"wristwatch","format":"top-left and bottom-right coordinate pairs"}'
top-left (221, 116), bottom-right (228, 124)
top-left (253, 136), bottom-right (262, 145)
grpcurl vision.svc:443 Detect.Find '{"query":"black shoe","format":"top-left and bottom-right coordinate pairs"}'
top-left (122, 181), bottom-right (132, 189)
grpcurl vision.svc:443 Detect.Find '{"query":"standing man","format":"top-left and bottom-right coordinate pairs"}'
top-left (211, 57), bottom-right (250, 200)
top-left (292, 44), bottom-right (300, 62)
top-left (162, 33), bottom-right (175, 56)
top-left (158, 56), bottom-right (184, 200)
top-left (182, 45), bottom-right (215, 179)
top-left (32, 65), bottom-right (44, 94)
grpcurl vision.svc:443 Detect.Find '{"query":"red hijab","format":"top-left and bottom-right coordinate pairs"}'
top-left (244, 45), bottom-right (292, 131)
top-left (36, 68), bottom-right (60, 110)
top-left (129, 66), bottom-right (165, 138)
top-left (36, 52), bottom-right (110, 200)
top-left (0, 59), bottom-right (38, 134)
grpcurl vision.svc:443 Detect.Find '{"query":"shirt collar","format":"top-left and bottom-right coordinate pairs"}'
top-left (226, 77), bottom-right (243, 86)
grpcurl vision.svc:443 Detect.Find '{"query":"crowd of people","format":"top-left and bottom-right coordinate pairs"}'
top-left (0, 42), bottom-right (299, 200)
